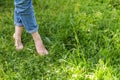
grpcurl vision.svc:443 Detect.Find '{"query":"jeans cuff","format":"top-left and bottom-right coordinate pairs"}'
top-left (26, 26), bottom-right (39, 34)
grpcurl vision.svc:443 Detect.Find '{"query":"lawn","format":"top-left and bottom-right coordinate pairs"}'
top-left (0, 0), bottom-right (120, 80)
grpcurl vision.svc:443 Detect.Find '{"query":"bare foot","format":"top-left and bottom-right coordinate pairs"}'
top-left (35, 41), bottom-right (48, 55)
top-left (32, 32), bottom-right (48, 55)
top-left (13, 34), bottom-right (23, 50)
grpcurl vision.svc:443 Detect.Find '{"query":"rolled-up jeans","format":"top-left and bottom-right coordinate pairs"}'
top-left (14, 0), bottom-right (38, 33)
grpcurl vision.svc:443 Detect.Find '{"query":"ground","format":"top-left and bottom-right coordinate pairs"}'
top-left (0, 0), bottom-right (120, 80)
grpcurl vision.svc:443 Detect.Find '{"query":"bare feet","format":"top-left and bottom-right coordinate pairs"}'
top-left (13, 33), bottom-right (23, 50)
top-left (13, 26), bottom-right (48, 55)
top-left (32, 32), bottom-right (48, 55)
top-left (13, 26), bottom-right (23, 50)
top-left (34, 41), bottom-right (48, 55)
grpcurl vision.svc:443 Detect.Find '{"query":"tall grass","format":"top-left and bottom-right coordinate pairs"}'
top-left (0, 0), bottom-right (120, 80)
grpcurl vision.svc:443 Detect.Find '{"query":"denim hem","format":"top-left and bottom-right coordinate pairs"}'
top-left (26, 27), bottom-right (39, 34)
top-left (14, 23), bottom-right (24, 27)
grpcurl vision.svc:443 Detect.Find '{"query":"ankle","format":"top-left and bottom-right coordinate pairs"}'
top-left (13, 33), bottom-right (21, 41)
top-left (32, 32), bottom-right (43, 42)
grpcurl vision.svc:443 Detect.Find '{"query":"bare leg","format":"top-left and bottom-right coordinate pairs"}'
top-left (13, 26), bottom-right (23, 50)
top-left (32, 31), bottom-right (48, 55)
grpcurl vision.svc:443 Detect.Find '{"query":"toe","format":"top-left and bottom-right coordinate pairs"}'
top-left (44, 49), bottom-right (49, 55)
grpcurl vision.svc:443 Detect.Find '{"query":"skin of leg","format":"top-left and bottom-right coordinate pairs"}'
top-left (14, 0), bottom-right (48, 55)
top-left (13, 26), bottom-right (24, 50)
top-left (32, 31), bottom-right (48, 55)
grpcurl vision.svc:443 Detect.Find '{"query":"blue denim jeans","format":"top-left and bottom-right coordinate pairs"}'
top-left (14, 0), bottom-right (38, 33)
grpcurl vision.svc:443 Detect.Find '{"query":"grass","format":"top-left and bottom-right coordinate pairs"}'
top-left (0, 0), bottom-right (120, 80)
